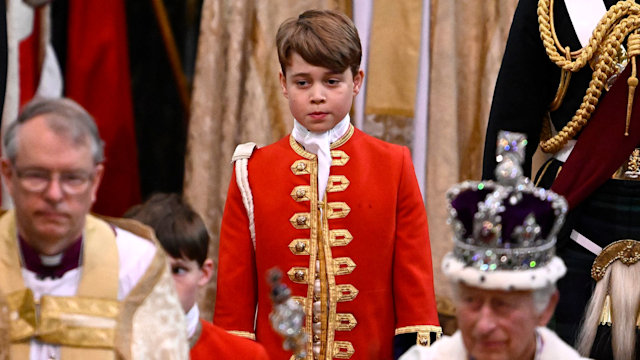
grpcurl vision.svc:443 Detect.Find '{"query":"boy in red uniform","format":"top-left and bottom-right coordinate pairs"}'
top-left (215, 9), bottom-right (441, 359)
top-left (126, 193), bottom-right (269, 360)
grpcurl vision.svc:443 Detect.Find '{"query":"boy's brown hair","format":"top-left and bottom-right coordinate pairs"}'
top-left (125, 193), bottom-right (209, 266)
top-left (276, 9), bottom-right (362, 77)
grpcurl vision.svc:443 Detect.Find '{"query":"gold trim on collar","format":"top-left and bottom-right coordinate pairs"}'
top-left (327, 175), bottom-right (350, 193)
top-left (227, 330), bottom-right (256, 340)
top-left (288, 124), bottom-right (354, 157)
top-left (289, 136), bottom-right (315, 159)
top-left (335, 313), bottom-right (357, 331)
top-left (331, 150), bottom-right (350, 166)
top-left (591, 239), bottom-right (640, 281)
top-left (333, 257), bottom-right (356, 276)
top-left (332, 341), bottom-right (355, 359)
top-left (327, 202), bottom-right (351, 219)
top-left (336, 284), bottom-right (359, 302)
top-left (290, 186), bottom-right (311, 202)
top-left (288, 239), bottom-right (310, 255)
top-left (289, 213), bottom-right (311, 229)
top-left (329, 230), bottom-right (353, 247)
top-left (331, 125), bottom-right (354, 148)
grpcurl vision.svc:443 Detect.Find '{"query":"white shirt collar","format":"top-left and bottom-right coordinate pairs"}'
top-left (185, 304), bottom-right (200, 339)
top-left (292, 114), bottom-right (351, 146)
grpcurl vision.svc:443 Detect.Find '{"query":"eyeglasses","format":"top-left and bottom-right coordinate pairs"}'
top-left (13, 166), bottom-right (96, 195)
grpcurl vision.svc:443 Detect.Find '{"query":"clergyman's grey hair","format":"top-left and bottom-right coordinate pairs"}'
top-left (3, 97), bottom-right (104, 164)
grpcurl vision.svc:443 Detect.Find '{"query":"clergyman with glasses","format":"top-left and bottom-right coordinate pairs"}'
top-left (0, 97), bottom-right (188, 359)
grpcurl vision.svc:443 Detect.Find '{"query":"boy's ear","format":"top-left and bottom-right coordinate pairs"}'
top-left (279, 71), bottom-right (289, 99)
top-left (353, 69), bottom-right (365, 96)
top-left (198, 258), bottom-right (214, 286)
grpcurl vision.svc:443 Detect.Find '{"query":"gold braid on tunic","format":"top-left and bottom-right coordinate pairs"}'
top-left (537, 0), bottom-right (640, 153)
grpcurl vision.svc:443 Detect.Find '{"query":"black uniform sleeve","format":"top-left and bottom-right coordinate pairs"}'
top-left (482, 0), bottom-right (592, 179)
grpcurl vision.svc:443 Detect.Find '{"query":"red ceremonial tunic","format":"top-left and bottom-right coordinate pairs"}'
top-left (215, 126), bottom-right (440, 359)
top-left (190, 319), bottom-right (270, 360)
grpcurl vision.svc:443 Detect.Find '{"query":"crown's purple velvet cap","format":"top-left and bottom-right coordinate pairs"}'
top-left (451, 185), bottom-right (556, 245)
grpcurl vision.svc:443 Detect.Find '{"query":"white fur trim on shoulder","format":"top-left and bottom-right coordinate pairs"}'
top-left (537, 326), bottom-right (590, 359)
top-left (441, 253), bottom-right (566, 290)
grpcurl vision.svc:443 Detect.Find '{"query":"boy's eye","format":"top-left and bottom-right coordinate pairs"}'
top-left (171, 266), bottom-right (188, 275)
top-left (295, 80), bottom-right (309, 87)
top-left (327, 79), bottom-right (340, 85)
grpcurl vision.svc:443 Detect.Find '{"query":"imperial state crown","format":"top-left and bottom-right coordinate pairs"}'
top-left (443, 131), bottom-right (568, 290)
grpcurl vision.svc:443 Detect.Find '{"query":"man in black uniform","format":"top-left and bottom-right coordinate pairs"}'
top-left (482, 0), bottom-right (640, 346)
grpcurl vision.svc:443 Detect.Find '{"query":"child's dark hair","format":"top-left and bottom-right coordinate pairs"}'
top-left (125, 193), bottom-right (209, 266)
top-left (276, 9), bottom-right (362, 77)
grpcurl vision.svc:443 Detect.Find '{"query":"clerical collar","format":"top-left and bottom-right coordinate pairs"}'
top-left (19, 235), bottom-right (83, 280)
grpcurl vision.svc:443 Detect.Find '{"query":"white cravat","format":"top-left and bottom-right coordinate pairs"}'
top-left (292, 115), bottom-right (350, 201)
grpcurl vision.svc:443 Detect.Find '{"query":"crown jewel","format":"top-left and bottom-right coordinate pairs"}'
top-left (446, 131), bottom-right (568, 272)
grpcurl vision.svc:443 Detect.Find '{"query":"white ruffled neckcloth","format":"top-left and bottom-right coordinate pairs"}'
top-left (292, 115), bottom-right (350, 201)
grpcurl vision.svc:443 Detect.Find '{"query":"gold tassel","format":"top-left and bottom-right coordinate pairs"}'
top-left (626, 57), bottom-right (637, 136)
top-left (549, 47), bottom-right (573, 112)
top-left (600, 294), bottom-right (612, 326)
top-left (625, 33), bottom-right (640, 136)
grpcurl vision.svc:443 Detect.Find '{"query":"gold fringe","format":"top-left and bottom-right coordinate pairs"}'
top-left (600, 294), bottom-right (612, 326)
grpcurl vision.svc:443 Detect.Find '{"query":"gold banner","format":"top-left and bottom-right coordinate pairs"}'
top-left (365, 0), bottom-right (423, 117)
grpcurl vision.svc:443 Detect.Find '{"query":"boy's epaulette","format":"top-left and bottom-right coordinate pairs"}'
top-left (232, 142), bottom-right (258, 250)
top-left (231, 142), bottom-right (257, 162)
